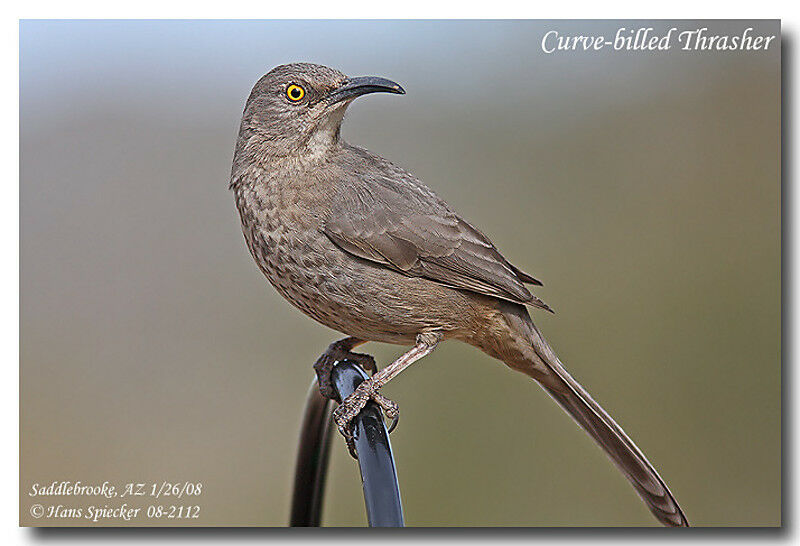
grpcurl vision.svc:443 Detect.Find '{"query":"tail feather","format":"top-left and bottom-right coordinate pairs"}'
top-left (527, 320), bottom-right (688, 527)
top-left (478, 305), bottom-right (689, 527)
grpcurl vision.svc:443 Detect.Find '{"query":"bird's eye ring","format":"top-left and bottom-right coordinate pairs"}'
top-left (286, 84), bottom-right (305, 102)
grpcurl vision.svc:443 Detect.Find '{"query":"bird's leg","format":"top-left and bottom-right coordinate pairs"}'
top-left (333, 332), bottom-right (441, 454)
top-left (313, 337), bottom-right (377, 402)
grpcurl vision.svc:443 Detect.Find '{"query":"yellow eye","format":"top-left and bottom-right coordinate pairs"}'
top-left (286, 84), bottom-right (305, 102)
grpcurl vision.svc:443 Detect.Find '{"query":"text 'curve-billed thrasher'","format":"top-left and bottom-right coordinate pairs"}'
top-left (230, 63), bottom-right (688, 527)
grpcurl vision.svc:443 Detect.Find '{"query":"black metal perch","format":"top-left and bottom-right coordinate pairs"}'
top-left (290, 360), bottom-right (404, 527)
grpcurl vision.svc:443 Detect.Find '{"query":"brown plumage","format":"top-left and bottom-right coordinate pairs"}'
top-left (230, 62), bottom-right (688, 526)
top-left (322, 145), bottom-right (552, 312)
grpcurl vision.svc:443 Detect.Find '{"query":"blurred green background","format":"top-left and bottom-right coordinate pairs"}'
top-left (20, 20), bottom-right (780, 526)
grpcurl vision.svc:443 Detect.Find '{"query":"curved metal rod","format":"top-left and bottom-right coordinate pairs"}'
top-left (331, 362), bottom-right (404, 527)
top-left (289, 381), bottom-right (334, 526)
top-left (289, 359), bottom-right (404, 527)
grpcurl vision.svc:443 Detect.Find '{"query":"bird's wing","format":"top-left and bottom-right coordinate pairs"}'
top-left (323, 182), bottom-right (550, 311)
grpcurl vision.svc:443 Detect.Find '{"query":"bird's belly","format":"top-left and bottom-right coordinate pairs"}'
top-left (247, 224), bottom-right (467, 345)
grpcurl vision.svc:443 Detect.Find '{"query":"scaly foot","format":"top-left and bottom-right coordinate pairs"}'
top-left (313, 338), bottom-right (377, 401)
top-left (332, 379), bottom-right (400, 458)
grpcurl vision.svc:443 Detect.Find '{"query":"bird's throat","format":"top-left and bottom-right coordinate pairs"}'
top-left (301, 106), bottom-right (347, 160)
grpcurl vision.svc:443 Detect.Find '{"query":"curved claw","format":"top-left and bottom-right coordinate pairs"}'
top-left (344, 431), bottom-right (358, 459)
top-left (386, 411), bottom-right (399, 434)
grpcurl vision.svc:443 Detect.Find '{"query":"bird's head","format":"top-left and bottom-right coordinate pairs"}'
top-left (237, 63), bottom-right (405, 160)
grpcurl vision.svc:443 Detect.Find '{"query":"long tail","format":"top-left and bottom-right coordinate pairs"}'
top-left (476, 304), bottom-right (689, 527)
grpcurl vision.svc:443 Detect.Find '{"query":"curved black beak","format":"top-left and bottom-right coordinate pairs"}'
top-left (327, 76), bottom-right (405, 105)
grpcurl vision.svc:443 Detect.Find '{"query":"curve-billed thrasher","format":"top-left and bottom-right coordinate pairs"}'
top-left (230, 63), bottom-right (688, 527)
